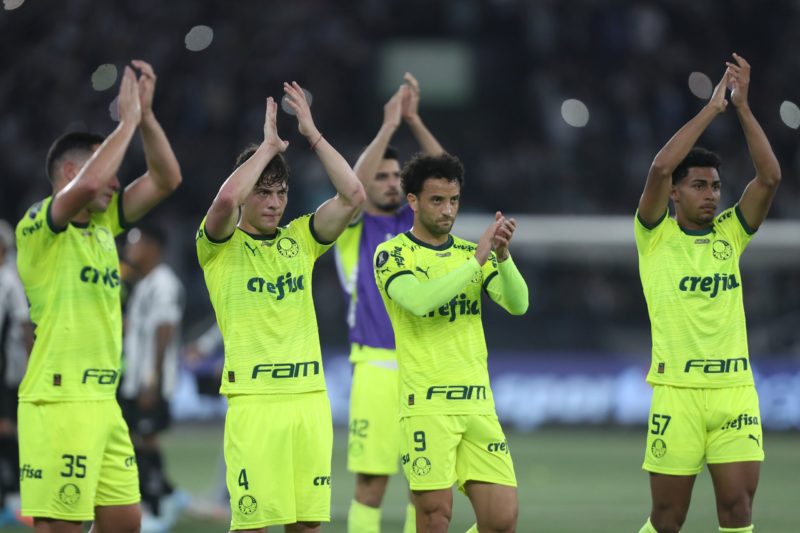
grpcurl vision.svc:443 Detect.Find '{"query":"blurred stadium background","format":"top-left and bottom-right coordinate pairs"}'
top-left (1, 0), bottom-right (798, 531)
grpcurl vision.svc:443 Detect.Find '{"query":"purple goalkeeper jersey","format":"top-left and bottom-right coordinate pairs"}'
top-left (334, 204), bottom-right (414, 350)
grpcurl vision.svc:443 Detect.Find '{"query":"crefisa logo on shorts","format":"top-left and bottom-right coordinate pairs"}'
top-left (19, 464), bottom-right (42, 481)
top-left (412, 456), bottom-right (432, 476)
top-left (650, 438), bottom-right (667, 459)
top-left (59, 483), bottom-right (81, 505)
top-left (238, 494), bottom-right (257, 515)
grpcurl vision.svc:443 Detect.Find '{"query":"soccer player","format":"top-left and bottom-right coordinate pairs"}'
top-left (196, 84), bottom-right (364, 532)
top-left (335, 73), bottom-right (444, 533)
top-left (374, 153), bottom-right (528, 533)
top-left (15, 61), bottom-right (182, 533)
top-left (635, 54), bottom-right (780, 533)
top-left (120, 223), bottom-right (186, 530)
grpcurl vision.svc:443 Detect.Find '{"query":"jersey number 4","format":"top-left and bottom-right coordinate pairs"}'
top-left (238, 468), bottom-right (250, 490)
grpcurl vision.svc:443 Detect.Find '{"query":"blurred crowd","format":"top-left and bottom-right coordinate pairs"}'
top-left (1, 0), bottom-right (798, 354)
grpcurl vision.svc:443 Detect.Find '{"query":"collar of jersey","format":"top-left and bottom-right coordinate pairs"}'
top-left (678, 225), bottom-right (713, 236)
top-left (237, 227), bottom-right (279, 240)
top-left (404, 231), bottom-right (453, 251)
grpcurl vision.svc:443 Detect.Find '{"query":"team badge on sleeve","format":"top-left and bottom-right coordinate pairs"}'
top-left (376, 250), bottom-right (389, 268)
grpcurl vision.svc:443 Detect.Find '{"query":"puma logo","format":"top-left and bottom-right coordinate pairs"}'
top-left (747, 434), bottom-right (761, 447)
top-left (244, 242), bottom-right (258, 256)
top-left (415, 266), bottom-right (431, 279)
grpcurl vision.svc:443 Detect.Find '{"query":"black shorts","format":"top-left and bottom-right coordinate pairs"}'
top-left (119, 395), bottom-right (171, 436)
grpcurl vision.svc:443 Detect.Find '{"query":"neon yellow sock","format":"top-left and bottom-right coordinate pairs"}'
top-left (402, 503), bottom-right (416, 533)
top-left (465, 524), bottom-right (479, 533)
top-left (639, 518), bottom-right (658, 533)
top-left (347, 499), bottom-right (381, 533)
top-left (719, 526), bottom-right (753, 532)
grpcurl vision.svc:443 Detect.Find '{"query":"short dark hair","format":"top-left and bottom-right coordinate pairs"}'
top-left (401, 152), bottom-right (464, 196)
top-left (673, 147), bottom-right (721, 184)
top-left (234, 144), bottom-right (290, 188)
top-left (46, 132), bottom-right (105, 182)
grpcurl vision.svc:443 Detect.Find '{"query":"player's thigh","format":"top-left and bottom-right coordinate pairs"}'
top-left (19, 401), bottom-right (111, 522)
top-left (95, 402), bottom-right (139, 508)
top-left (455, 415), bottom-right (516, 494)
top-left (706, 386), bottom-right (764, 465)
top-left (90, 502), bottom-right (141, 533)
top-left (464, 481), bottom-right (518, 530)
top-left (642, 386), bottom-right (705, 476)
top-left (400, 415), bottom-right (462, 491)
top-left (348, 361), bottom-right (401, 475)
top-left (292, 391), bottom-right (332, 523)
top-left (225, 393), bottom-right (331, 529)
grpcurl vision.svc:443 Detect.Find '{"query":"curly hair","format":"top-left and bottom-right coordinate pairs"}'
top-left (401, 152), bottom-right (464, 196)
top-left (234, 144), bottom-right (290, 188)
top-left (673, 147), bottom-right (721, 184)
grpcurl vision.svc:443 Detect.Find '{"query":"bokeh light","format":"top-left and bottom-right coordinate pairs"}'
top-left (561, 99), bottom-right (589, 128)
top-left (779, 100), bottom-right (800, 129)
top-left (91, 64), bottom-right (118, 91)
top-left (185, 25), bottom-right (214, 52)
top-left (280, 88), bottom-right (314, 116)
top-left (688, 72), bottom-right (713, 99)
top-left (108, 95), bottom-right (120, 122)
top-left (3, 0), bottom-right (25, 11)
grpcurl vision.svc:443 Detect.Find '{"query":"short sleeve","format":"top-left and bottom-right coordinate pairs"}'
top-left (715, 204), bottom-right (755, 254)
top-left (15, 198), bottom-right (58, 277)
top-left (196, 216), bottom-right (232, 268)
top-left (150, 273), bottom-right (184, 325)
top-left (298, 214), bottom-right (334, 259)
top-left (101, 192), bottom-right (128, 237)
top-left (634, 208), bottom-right (669, 256)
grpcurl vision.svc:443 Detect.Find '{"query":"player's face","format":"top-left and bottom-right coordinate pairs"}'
top-left (242, 181), bottom-right (288, 234)
top-left (671, 167), bottom-right (721, 226)
top-left (411, 177), bottom-right (460, 237)
top-left (366, 159), bottom-right (402, 213)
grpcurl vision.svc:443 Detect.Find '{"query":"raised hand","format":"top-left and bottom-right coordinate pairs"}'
top-left (491, 211), bottom-right (516, 261)
top-left (726, 53), bottom-right (750, 109)
top-left (401, 72), bottom-right (421, 121)
top-left (707, 70), bottom-right (730, 114)
top-left (282, 81), bottom-right (319, 139)
top-left (476, 218), bottom-right (502, 266)
top-left (131, 59), bottom-right (156, 118)
top-left (263, 97), bottom-right (289, 152)
top-left (118, 65), bottom-right (142, 126)
top-left (384, 85), bottom-right (405, 130)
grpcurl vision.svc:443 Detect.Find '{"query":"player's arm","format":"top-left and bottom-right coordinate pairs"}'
top-left (282, 82), bottom-right (365, 243)
top-left (402, 72), bottom-right (445, 156)
top-left (485, 212), bottom-right (528, 315)
top-left (353, 85), bottom-right (404, 196)
top-left (204, 98), bottom-right (288, 241)
top-left (122, 60), bottom-right (183, 224)
top-left (50, 66), bottom-right (141, 228)
top-left (385, 219), bottom-right (499, 315)
top-left (638, 71), bottom-right (730, 227)
top-left (727, 54), bottom-right (781, 230)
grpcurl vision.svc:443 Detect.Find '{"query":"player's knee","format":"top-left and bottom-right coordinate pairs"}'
top-left (650, 510), bottom-right (687, 533)
top-left (288, 521), bottom-right (321, 532)
top-left (418, 505), bottom-right (452, 532)
top-left (716, 492), bottom-right (753, 524)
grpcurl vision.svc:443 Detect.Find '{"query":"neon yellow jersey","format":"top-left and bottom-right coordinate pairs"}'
top-left (15, 195), bottom-right (127, 402)
top-left (635, 205), bottom-right (756, 388)
top-left (196, 214), bottom-right (332, 396)
top-left (374, 232), bottom-right (500, 417)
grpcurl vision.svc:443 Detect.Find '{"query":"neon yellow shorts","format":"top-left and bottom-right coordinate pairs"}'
top-left (348, 360), bottom-right (401, 475)
top-left (18, 399), bottom-right (139, 521)
top-left (399, 414), bottom-right (516, 492)
top-left (643, 385), bottom-right (765, 475)
top-left (225, 391), bottom-right (332, 529)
